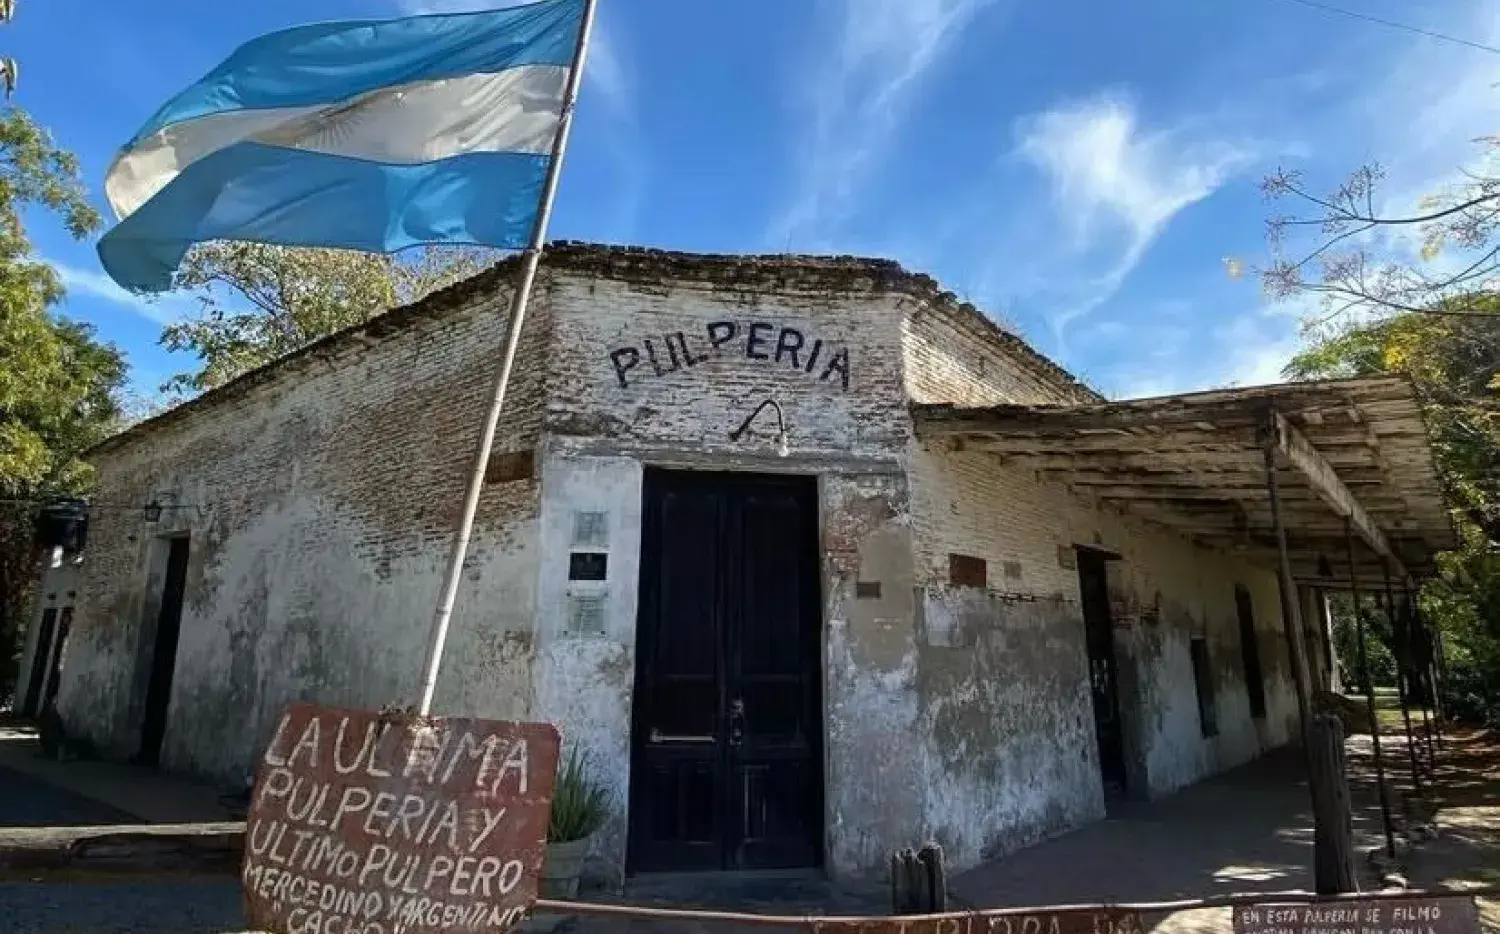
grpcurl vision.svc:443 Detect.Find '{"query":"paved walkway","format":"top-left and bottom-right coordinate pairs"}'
top-left (547, 745), bottom-right (1397, 934)
top-left (3, 719), bottom-right (1487, 934)
top-left (0, 723), bottom-right (236, 824)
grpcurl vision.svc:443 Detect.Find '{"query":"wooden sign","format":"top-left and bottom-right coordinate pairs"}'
top-left (1234, 896), bottom-right (1480, 934)
top-left (242, 702), bottom-right (561, 934)
top-left (812, 908), bottom-right (1144, 934)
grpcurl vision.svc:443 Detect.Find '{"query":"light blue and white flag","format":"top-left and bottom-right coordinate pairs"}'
top-left (99, 0), bottom-right (586, 292)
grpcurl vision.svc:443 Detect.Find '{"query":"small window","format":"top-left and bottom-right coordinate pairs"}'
top-left (948, 554), bottom-right (987, 588)
top-left (1191, 637), bottom-right (1218, 738)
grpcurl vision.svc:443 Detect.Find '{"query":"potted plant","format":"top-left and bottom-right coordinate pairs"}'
top-left (541, 746), bottom-right (607, 899)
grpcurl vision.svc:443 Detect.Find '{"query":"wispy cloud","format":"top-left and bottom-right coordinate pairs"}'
top-left (54, 262), bottom-right (195, 326)
top-left (769, 0), bottom-right (1002, 248)
top-left (1012, 91), bottom-right (1251, 337)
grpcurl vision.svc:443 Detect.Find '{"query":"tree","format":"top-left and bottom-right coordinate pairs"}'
top-left (1261, 142), bottom-right (1500, 321)
top-left (159, 242), bottom-right (499, 394)
top-left (1285, 309), bottom-right (1500, 724)
top-left (0, 106), bottom-right (127, 697)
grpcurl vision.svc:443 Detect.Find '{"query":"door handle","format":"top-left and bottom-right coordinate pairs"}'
top-left (727, 698), bottom-right (745, 749)
top-left (649, 728), bottom-right (714, 744)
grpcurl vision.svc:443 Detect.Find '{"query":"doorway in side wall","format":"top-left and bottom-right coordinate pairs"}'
top-left (138, 536), bottom-right (189, 767)
top-left (1076, 547), bottom-right (1127, 799)
top-left (627, 469), bottom-right (824, 873)
top-left (20, 607), bottom-right (59, 717)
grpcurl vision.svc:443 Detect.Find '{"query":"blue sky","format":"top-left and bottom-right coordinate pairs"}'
top-left (10, 0), bottom-right (1500, 398)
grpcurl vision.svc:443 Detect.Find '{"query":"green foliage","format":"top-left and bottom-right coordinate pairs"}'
top-left (0, 106), bottom-right (126, 696)
top-left (160, 243), bottom-right (498, 395)
top-left (1286, 307), bottom-right (1500, 724)
top-left (547, 745), bottom-right (608, 844)
top-left (1326, 593), bottom-right (1398, 692)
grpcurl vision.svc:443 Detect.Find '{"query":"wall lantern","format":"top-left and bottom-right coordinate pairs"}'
top-left (143, 500), bottom-right (164, 523)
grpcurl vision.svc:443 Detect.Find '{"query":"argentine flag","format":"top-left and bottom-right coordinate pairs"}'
top-left (99, 0), bottom-right (586, 293)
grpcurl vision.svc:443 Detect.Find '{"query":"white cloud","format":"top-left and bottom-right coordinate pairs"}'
top-left (770, 0), bottom-right (1003, 247)
top-left (1013, 92), bottom-right (1251, 335)
top-left (1216, 310), bottom-right (1302, 388)
top-left (54, 262), bottom-right (195, 326)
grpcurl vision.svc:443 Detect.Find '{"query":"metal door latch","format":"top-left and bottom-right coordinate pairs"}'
top-left (727, 698), bottom-right (745, 748)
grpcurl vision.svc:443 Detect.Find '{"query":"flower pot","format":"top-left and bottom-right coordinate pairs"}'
top-left (540, 837), bottom-right (589, 900)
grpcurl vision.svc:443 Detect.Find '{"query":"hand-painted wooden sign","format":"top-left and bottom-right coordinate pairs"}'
top-left (812, 908), bottom-right (1144, 934)
top-left (242, 702), bottom-right (560, 934)
top-left (609, 320), bottom-right (852, 391)
top-left (1233, 896), bottom-right (1480, 934)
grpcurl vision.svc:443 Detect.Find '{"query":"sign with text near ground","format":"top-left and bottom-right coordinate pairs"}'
top-left (242, 702), bottom-right (560, 934)
top-left (811, 908), bottom-right (1144, 934)
top-left (1233, 896), bottom-right (1480, 934)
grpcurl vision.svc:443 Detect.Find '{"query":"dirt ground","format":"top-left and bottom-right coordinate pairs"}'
top-left (1400, 727), bottom-right (1500, 932)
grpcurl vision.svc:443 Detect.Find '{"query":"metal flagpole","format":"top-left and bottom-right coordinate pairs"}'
top-left (416, 0), bottom-right (600, 716)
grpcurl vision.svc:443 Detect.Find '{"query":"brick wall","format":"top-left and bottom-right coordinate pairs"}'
top-left (902, 297), bottom-right (1098, 407)
top-left (61, 273), bottom-right (549, 780)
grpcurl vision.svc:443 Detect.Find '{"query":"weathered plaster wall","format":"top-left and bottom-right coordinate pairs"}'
top-left (61, 276), bottom-right (550, 780)
top-left (530, 452), bottom-right (643, 885)
top-left (14, 557), bottom-right (81, 712)
top-left (529, 263), bottom-right (919, 880)
top-left (821, 470), bottom-right (924, 876)
top-left (905, 441), bottom-right (1300, 867)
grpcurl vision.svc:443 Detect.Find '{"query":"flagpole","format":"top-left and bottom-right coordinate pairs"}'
top-left (416, 0), bottom-right (599, 716)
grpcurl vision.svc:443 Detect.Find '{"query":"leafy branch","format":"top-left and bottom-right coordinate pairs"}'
top-left (1261, 144), bottom-right (1500, 320)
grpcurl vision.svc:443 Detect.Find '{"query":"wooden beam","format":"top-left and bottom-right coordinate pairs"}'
top-left (1269, 410), bottom-right (1407, 580)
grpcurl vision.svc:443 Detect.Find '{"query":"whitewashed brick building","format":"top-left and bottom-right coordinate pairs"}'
top-left (51, 244), bottom-right (1453, 882)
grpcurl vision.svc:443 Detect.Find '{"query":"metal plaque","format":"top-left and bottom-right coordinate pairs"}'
top-left (1234, 896), bottom-right (1480, 934)
top-left (813, 908), bottom-right (1144, 934)
top-left (242, 701), bottom-right (561, 934)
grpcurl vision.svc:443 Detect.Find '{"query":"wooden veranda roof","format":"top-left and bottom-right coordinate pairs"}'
top-left (913, 377), bottom-right (1457, 586)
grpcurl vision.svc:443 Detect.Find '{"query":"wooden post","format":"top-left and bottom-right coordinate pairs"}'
top-left (1309, 713), bottom-right (1357, 894)
top-left (1262, 438), bottom-right (1314, 741)
top-left (1346, 523), bottom-right (1397, 860)
top-left (1263, 431), bottom-right (1354, 892)
top-left (1384, 571), bottom-right (1424, 795)
top-left (1409, 584), bottom-right (1444, 755)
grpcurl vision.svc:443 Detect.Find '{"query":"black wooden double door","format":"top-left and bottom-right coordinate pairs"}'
top-left (629, 470), bottom-right (823, 873)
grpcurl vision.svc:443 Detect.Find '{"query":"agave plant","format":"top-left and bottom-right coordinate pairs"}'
top-left (547, 745), bottom-right (608, 844)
